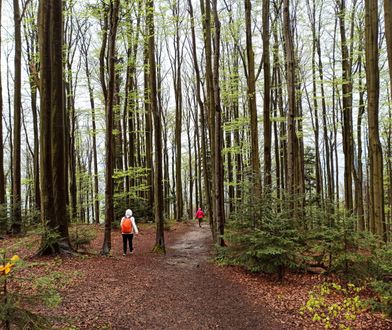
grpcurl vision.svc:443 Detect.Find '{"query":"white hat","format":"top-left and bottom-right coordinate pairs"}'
top-left (125, 209), bottom-right (132, 218)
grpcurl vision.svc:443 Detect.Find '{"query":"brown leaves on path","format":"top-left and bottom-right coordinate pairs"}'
top-left (1, 221), bottom-right (391, 329)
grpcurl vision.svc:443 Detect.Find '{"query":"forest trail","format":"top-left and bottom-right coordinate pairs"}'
top-left (50, 221), bottom-right (285, 330)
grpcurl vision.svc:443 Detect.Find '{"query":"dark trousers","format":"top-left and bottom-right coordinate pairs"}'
top-left (122, 234), bottom-right (134, 254)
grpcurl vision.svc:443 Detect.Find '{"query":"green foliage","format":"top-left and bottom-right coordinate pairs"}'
top-left (114, 198), bottom-right (153, 223)
top-left (69, 225), bottom-right (97, 250)
top-left (368, 244), bottom-right (392, 316)
top-left (222, 194), bottom-right (301, 279)
top-left (300, 282), bottom-right (366, 329)
top-left (371, 280), bottom-right (392, 317)
top-left (35, 223), bottom-right (61, 254)
top-left (302, 206), bottom-right (380, 280)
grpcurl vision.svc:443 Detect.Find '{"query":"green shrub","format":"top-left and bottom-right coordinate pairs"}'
top-left (36, 223), bottom-right (61, 254)
top-left (69, 225), bottom-right (97, 250)
top-left (369, 244), bottom-right (392, 316)
top-left (371, 280), bottom-right (392, 317)
top-left (223, 195), bottom-right (301, 279)
top-left (304, 210), bottom-right (379, 280)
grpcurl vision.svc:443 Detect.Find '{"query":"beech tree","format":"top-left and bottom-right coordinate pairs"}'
top-left (11, 0), bottom-right (22, 233)
top-left (0, 0), bottom-right (5, 213)
top-left (365, 0), bottom-right (385, 238)
top-left (101, 0), bottom-right (120, 255)
top-left (245, 0), bottom-right (262, 197)
top-left (38, 0), bottom-right (70, 254)
top-left (147, 0), bottom-right (165, 252)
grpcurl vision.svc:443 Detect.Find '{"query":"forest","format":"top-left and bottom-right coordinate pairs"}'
top-left (1, 0), bottom-right (392, 329)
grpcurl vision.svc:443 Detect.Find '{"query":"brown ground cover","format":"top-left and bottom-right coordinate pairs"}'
top-left (1, 221), bottom-right (391, 329)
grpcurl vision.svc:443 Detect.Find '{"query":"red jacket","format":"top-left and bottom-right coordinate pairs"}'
top-left (195, 208), bottom-right (204, 219)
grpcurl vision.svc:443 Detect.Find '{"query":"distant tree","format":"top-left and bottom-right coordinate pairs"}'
top-left (23, 0), bottom-right (40, 215)
top-left (78, 20), bottom-right (100, 224)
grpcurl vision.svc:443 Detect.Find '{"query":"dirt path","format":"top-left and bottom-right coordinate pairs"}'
top-left (52, 222), bottom-right (284, 329)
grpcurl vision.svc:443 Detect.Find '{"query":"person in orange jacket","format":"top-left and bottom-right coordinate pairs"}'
top-left (120, 209), bottom-right (139, 256)
top-left (194, 207), bottom-right (205, 228)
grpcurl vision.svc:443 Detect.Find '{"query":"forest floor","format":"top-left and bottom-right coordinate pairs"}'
top-left (2, 220), bottom-right (392, 329)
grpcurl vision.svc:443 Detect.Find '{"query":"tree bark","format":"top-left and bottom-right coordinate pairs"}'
top-left (212, 0), bottom-right (225, 247)
top-left (245, 0), bottom-right (262, 197)
top-left (147, 0), bottom-right (165, 253)
top-left (101, 0), bottom-right (119, 255)
top-left (38, 0), bottom-right (70, 254)
top-left (0, 0), bottom-right (6, 208)
top-left (337, 0), bottom-right (354, 214)
top-left (366, 0), bottom-right (385, 239)
top-left (283, 0), bottom-right (299, 216)
top-left (200, 0), bottom-right (216, 239)
top-left (12, 0), bottom-right (22, 233)
top-left (262, 0), bottom-right (272, 189)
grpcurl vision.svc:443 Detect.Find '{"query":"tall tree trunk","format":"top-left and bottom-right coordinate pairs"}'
top-left (147, 0), bottom-right (165, 252)
top-left (355, 27), bottom-right (365, 230)
top-left (201, 0), bottom-right (216, 238)
top-left (173, 2), bottom-right (183, 221)
top-left (39, 0), bottom-right (70, 254)
top-left (143, 35), bottom-right (154, 216)
top-left (263, 0), bottom-right (272, 189)
top-left (316, 17), bottom-right (333, 207)
top-left (245, 0), bottom-right (262, 197)
top-left (385, 0), bottom-right (392, 109)
top-left (212, 0), bottom-right (225, 247)
top-left (0, 0), bottom-right (5, 209)
top-left (365, 0), bottom-right (385, 239)
top-left (51, 0), bottom-right (69, 247)
top-left (85, 51), bottom-right (100, 224)
top-left (283, 0), bottom-right (299, 216)
top-left (189, 0), bottom-right (212, 220)
top-left (338, 0), bottom-right (354, 214)
top-left (12, 0), bottom-right (22, 233)
top-left (186, 102), bottom-right (193, 219)
top-left (101, 0), bottom-right (119, 255)
top-left (307, 0), bottom-right (323, 203)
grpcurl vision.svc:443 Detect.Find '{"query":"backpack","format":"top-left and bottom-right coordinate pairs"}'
top-left (121, 217), bottom-right (133, 234)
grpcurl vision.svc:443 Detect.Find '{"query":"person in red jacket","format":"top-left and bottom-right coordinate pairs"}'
top-left (194, 207), bottom-right (205, 228)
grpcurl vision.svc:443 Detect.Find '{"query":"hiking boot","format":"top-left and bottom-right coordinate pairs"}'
top-left (123, 253), bottom-right (126, 256)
